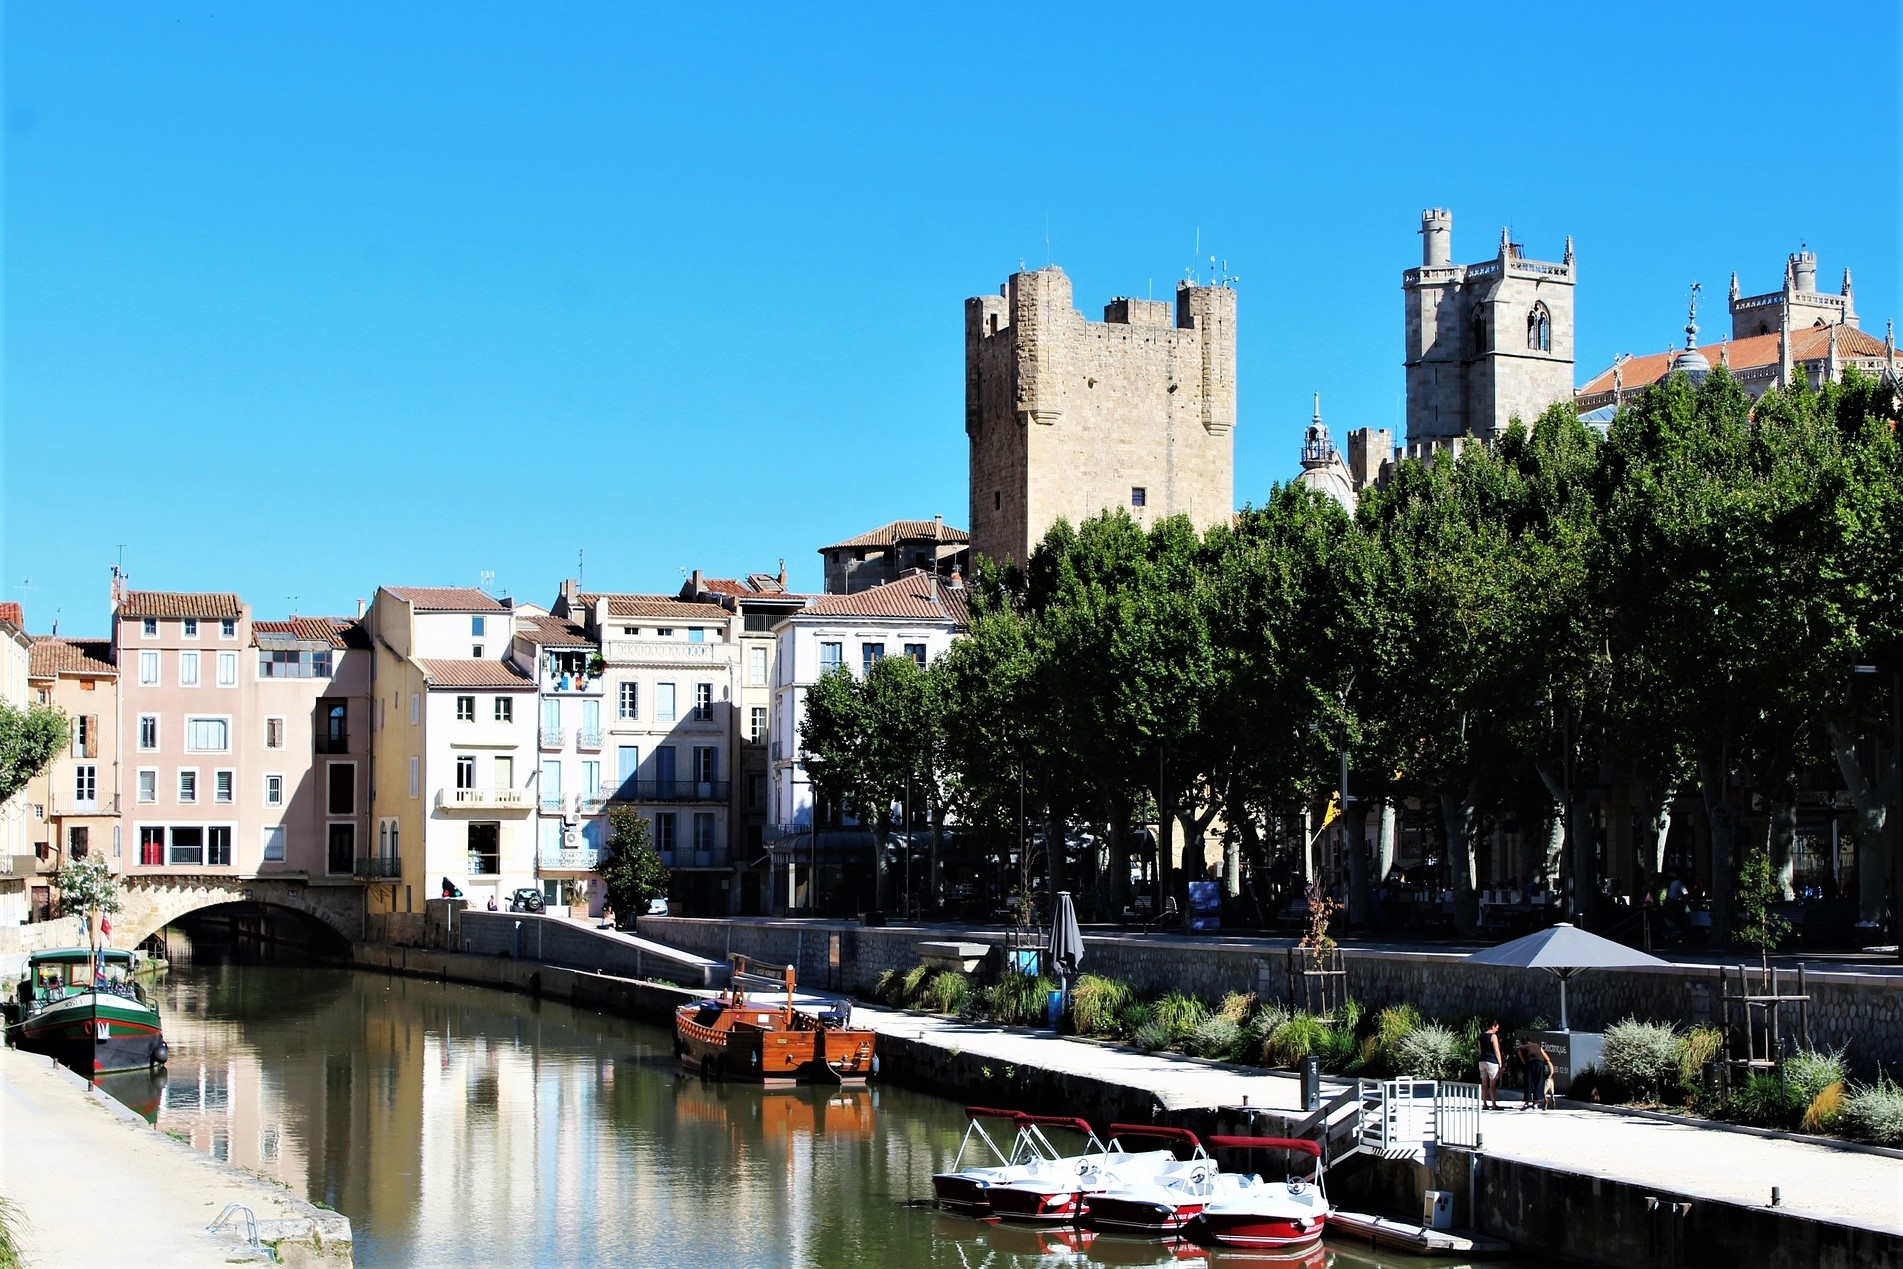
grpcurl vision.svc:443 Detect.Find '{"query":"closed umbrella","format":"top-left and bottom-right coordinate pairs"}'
top-left (1464, 922), bottom-right (1669, 1030)
top-left (1050, 892), bottom-right (1084, 1025)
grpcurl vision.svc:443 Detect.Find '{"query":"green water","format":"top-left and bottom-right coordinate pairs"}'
top-left (107, 963), bottom-right (1526, 1268)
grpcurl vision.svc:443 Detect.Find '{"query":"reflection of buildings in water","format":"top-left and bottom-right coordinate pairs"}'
top-left (158, 1046), bottom-right (309, 1184)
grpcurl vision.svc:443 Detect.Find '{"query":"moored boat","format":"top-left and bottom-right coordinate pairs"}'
top-left (1082, 1125), bottom-right (1226, 1235)
top-left (1195, 1136), bottom-right (1330, 1250)
top-left (4, 947), bottom-right (168, 1077)
top-left (983, 1117), bottom-right (1185, 1225)
top-left (673, 954), bottom-right (876, 1084)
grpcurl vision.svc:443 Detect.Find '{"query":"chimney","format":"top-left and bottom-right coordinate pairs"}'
top-left (356, 598), bottom-right (366, 618)
top-left (691, 568), bottom-right (703, 597)
top-left (949, 568), bottom-right (964, 590)
top-left (933, 513), bottom-right (943, 540)
top-left (777, 558), bottom-right (787, 590)
top-left (560, 577), bottom-right (580, 607)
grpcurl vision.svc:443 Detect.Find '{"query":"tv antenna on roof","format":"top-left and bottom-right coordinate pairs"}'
top-left (479, 570), bottom-right (495, 594)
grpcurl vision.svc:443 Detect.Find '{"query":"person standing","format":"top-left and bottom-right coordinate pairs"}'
top-left (1477, 1020), bottom-right (1505, 1109)
top-left (1518, 1035), bottom-right (1551, 1110)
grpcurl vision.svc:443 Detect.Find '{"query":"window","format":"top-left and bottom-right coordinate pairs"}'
top-left (221, 618), bottom-right (236, 638)
top-left (214, 770), bottom-right (234, 804)
top-left (139, 651), bottom-right (159, 685)
top-left (1528, 302), bottom-right (1551, 352)
top-left (471, 616), bottom-right (486, 638)
top-left (139, 826), bottom-right (163, 866)
top-left (540, 760), bottom-right (562, 809)
top-left (582, 760), bottom-right (601, 799)
top-left (494, 696), bottom-right (513, 723)
top-left (617, 746), bottom-right (639, 797)
top-left (748, 647), bottom-right (768, 686)
top-left (749, 774), bottom-right (766, 809)
top-left (819, 642), bottom-right (843, 675)
top-left (179, 651), bottom-right (199, 685)
top-left (72, 714), bottom-right (91, 757)
top-left (168, 826), bottom-right (204, 866)
top-left (265, 774), bottom-right (284, 807)
top-left (1131, 486), bottom-right (1147, 508)
top-left (262, 826), bottom-right (286, 862)
top-left (694, 812), bottom-right (716, 852)
top-left (905, 642), bottom-right (927, 667)
top-left (258, 648), bottom-right (333, 678)
top-left (693, 746), bottom-right (717, 783)
top-left (656, 627), bottom-right (674, 638)
top-left (217, 651), bottom-right (237, 686)
top-left (472, 644), bottom-right (484, 658)
top-left (315, 701), bottom-right (347, 753)
top-left (265, 717), bottom-right (284, 749)
top-left (328, 764), bottom-right (354, 814)
top-left (326, 823), bottom-right (353, 875)
top-left (657, 682), bottom-right (677, 722)
top-left (141, 618), bottom-right (158, 638)
top-left (654, 812), bottom-right (677, 851)
top-left (688, 627), bottom-right (706, 644)
top-left (68, 826), bottom-right (89, 859)
top-left (179, 770), bottom-right (198, 803)
top-left (186, 718), bottom-right (230, 751)
top-left (862, 643), bottom-right (884, 675)
top-left (455, 755), bottom-right (477, 790)
top-left (183, 618), bottom-right (199, 639)
top-left (1470, 303), bottom-right (1487, 357)
top-left (74, 765), bottom-right (98, 805)
top-left (410, 694), bottom-right (420, 724)
top-left (208, 826), bottom-right (232, 867)
top-left (618, 681), bottom-right (638, 719)
top-left (136, 770), bottom-right (157, 803)
top-left (467, 822), bottom-right (500, 875)
top-left (456, 695), bottom-right (476, 721)
top-left (494, 755), bottom-right (513, 788)
top-left (694, 683), bottom-right (713, 722)
top-left (408, 756), bottom-right (419, 799)
top-left (622, 626), bottom-right (638, 636)
top-left (749, 706), bottom-right (767, 743)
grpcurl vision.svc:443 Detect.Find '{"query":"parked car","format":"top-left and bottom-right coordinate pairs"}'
top-left (509, 888), bottom-right (546, 914)
top-left (644, 897), bottom-right (669, 917)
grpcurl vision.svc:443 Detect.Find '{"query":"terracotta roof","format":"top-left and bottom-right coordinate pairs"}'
top-left (252, 617), bottom-right (367, 650)
top-left (382, 586), bottom-right (507, 612)
top-left (798, 573), bottom-right (970, 625)
top-left (515, 615), bottom-right (594, 647)
top-left (1578, 324), bottom-right (1893, 397)
top-left (575, 594), bottom-right (732, 621)
top-left (0, 603), bottom-right (22, 629)
top-left (417, 658), bottom-right (536, 689)
top-left (696, 577), bottom-right (807, 602)
top-left (29, 637), bottom-right (116, 678)
top-left (819, 520), bottom-right (970, 551)
top-left (118, 591), bottom-right (244, 619)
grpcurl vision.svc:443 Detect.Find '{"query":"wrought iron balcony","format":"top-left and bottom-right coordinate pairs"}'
top-left (539, 795), bottom-right (567, 814)
top-left (353, 855), bottom-right (402, 879)
top-left (608, 779), bottom-right (731, 804)
top-left (576, 727), bottom-right (602, 751)
top-left (576, 794), bottom-right (608, 814)
top-left (537, 845), bottom-right (601, 871)
top-left (539, 726), bottom-right (564, 750)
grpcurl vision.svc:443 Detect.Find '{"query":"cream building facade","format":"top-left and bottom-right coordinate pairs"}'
top-left (23, 635), bottom-right (119, 919)
top-left (1, 606), bottom-right (34, 926)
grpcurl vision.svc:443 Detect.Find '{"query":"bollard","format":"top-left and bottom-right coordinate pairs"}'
top-left (1770, 1187), bottom-right (1781, 1207)
top-left (1300, 1055), bottom-right (1321, 1112)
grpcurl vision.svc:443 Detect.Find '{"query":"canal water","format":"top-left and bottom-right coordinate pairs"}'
top-left (103, 961), bottom-right (1527, 1269)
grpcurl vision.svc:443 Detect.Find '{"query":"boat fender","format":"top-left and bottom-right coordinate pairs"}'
top-left (152, 1040), bottom-right (169, 1068)
top-left (750, 1049), bottom-right (760, 1068)
top-left (871, 1055), bottom-right (880, 1076)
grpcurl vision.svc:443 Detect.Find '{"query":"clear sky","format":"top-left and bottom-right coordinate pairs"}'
top-left (4, 3), bottom-right (1898, 633)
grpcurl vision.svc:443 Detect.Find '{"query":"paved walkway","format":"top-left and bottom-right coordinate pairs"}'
top-left (844, 1003), bottom-right (1903, 1234)
top-left (0, 1046), bottom-right (350, 1266)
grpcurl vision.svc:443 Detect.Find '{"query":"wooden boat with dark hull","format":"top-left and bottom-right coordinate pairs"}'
top-left (673, 954), bottom-right (876, 1084)
top-left (4, 947), bottom-right (168, 1078)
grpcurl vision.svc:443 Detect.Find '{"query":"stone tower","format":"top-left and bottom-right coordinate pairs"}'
top-left (1403, 209), bottom-right (1575, 445)
top-left (965, 266), bottom-right (1236, 567)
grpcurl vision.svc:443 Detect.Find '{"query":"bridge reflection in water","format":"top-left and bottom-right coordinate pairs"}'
top-left (132, 962), bottom-right (1523, 1269)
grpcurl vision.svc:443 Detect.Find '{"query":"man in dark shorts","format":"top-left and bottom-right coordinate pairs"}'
top-left (1477, 1020), bottom-right (1505, 1109)
top-left (1517, 1035), bottom-right (1551, 1110)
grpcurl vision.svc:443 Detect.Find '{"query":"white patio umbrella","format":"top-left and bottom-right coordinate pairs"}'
top-left (1463, 922), bottom-right (1669, 1030)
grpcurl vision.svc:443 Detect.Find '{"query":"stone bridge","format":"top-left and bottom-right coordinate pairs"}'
top-left (116, 877), bottom-right (366, 948)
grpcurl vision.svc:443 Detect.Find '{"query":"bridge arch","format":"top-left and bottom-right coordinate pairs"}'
top-left (117, 877), bottom-right (363, 950)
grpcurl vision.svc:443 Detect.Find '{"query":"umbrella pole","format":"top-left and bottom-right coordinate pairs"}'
top-left (1559, 975), bottom-right (1569, 1031)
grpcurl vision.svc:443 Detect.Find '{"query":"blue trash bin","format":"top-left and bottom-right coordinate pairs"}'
top-left (1046, 989), bottom-right (1064, 1030)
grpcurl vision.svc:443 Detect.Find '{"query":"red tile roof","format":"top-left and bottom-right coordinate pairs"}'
top-left (28, 637), bottom-right (116, 678)
top-left (819, 520), bottom-right (969, 551)
top-left (576, 594), bottom-right (732, 621)
top-left (253, 617), bottom-right (368, 649)
top-left (118, 591), bottom-right (244, 619)
top-left (417, 659), bottom-right (536, 689)
top-left (798, 573), bottom-right (970, 624)
top-left (696, 577), bottom-right (808, 601)
top-left (1578, 324), bottom-right (1893, 397)
top-left (0, 603), bottom-right (23, 629)
top-left (382, 586), bottom-right (507, 612)
top-left (515, 615), bottom-right (594, 647)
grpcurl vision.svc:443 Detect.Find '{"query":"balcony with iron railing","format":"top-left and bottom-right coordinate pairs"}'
top-left (575, 793), bottom-right (608, 814)
top-left (608, 779), bottom-right (731, 804)
top-left (577, 727), bottom-right (602, 751)
top-left (353, 855), bottom-right (402, 879)
top-left (601, 638), bottom-right (725, 666)
top-left (539, 794), bottom-right (567, 814)
top-left (436, 786), bottom-right (530, 813)
top-left (537, 844), bottom-right (601, 871)
top-left (657, 846), bottom-right (731, 870)
top-left (539, 726), bottom-right (564, 750)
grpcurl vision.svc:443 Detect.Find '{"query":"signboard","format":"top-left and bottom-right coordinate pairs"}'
top-left (828, 933), bottom-right (841, 970)
top-left (1188, 881), bottom-right (1221, 931)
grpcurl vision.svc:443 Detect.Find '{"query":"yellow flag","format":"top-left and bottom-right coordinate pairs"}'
top-left (1320, 792), bottom-right (1342, 828)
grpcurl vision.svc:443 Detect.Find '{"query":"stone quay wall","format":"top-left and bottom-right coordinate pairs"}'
top-left (640, 917), bottom-right (1903, 1079)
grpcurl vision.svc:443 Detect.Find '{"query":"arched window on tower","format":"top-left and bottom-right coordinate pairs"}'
top-left (1470, 305), bottom-right (1487, 357)
top-left (1528, 303), bottom-right (1551, 352)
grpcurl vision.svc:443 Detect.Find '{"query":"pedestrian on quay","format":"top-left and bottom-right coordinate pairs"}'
top-left (1477, 1020), bottom-right (1505, 1109)
top-left (1517, 1035), bottom-right (1551, 1110)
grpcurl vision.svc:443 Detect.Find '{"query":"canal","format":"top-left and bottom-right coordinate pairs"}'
top-left (103, 960), bottom-right (1526, 1268)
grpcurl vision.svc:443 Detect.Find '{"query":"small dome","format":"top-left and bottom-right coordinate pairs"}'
top-left (1670, 344), bottom-right (1711, 384)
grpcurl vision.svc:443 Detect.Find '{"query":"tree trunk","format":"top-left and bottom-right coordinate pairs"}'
top-left (1637, 784), bottom-right (1675, 899)
top-left (928, 792), bottom-right (945, 912)
top-left (1568, 794), bottom-right (1601, 924)
top-left (1044, 809), bottom-right (1065, 901)
top-left (1439, 785), bottom-right (1480, 933)
top-left (1535, 763), bottom-right (1566, 888)
top-left (1766, 797), bottom-right (1798, 901)
top-left (1102, 797), bottom-right (1131, 920)
top-left (1827, 719), bottom-right (1891, 923)
top-left (1698, 753), bottom-right (1739, 947)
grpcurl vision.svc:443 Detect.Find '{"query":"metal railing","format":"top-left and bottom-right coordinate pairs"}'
top-left (576, 727), bottom-right (602, 750)
top-left (353, 855), bottom-right (402, 879)
top-left (1434, 1080), bottom-right (1483, 1149)
top-left (537, 846), bottom-right (600, 871)
top-left (539, 727), bottom-right (564, 750)
top-left (1356, 1078), bottom-right (1483, 1154)
top-left (437, 787), bottom-right (529, 810)
top-left (609, 779), bottom-right (730, 803)
top-left (539, 795), bottom-right (567, 814)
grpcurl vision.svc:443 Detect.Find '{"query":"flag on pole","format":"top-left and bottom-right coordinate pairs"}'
top-left (1320, 792), bottom-right (1342, 828)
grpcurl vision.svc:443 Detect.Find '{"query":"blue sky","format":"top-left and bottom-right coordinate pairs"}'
top-left (4, 3), bottom-right (1898, 632)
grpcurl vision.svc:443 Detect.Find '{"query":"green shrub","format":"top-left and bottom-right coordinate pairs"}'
top-left (922, 970), bottom-right (970, 1015)
top-left (901, 963), bottom-right (934, 1006)
top-left (1265, 1013), bottom-right (1332, 1068)
top-left (1784, 1048), bottom-right (1848, 1105)
top-left (1069, 975), bottom-right (1135, 1037)
top-left (1218, 991), bottom-right (1256, 1024)
top-left (1843, 1076), bottom-right (1903, 1145)
top-left (1115, 1000), bottom-right (1155, 1039)
top-left (1241, 1004), bottom-right (1289, 1064)
top-left (1189, 1015), bottom-right (1246, 1061)
top-left (1154, 992), bottom-right (1210, 1043)
top-left (1337, 997), bottom-right (1363, 1034)
top-left (1366, 1005), bottom-right (1423, 1077)
top-left (1802, 1081), bottom-right (1847, 1134)
top-left (873, 968), bottom-right (903, 1006)
top-left (1727, 1073), bottom-right (1803, 1129)
top-left (1675, 1025), bottom-right (1725, 1092)
top-left (985, 974), bottom-right (1055, 1026)
top-left (1133, 1019), bottom-right (1173, 1052)
top-left (1601, 1019), bottom-right (1681, 1100)
top-left (1396, 1023), bottom-right (1467, 1081)
top-left (1318, 1022), bottom-right (1359, 1073)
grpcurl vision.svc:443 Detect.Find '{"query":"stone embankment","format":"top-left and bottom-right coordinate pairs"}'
top-left (0, 1046), bottom-right (352, 1267)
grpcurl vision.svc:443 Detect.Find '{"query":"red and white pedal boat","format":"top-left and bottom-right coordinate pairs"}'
top-left (1079, 1125), bottom-right (1223, 1234)
top-left (1194, 1136), bottom-right (1331, 1250)
top-left (983, 1117), bottom-right (1188, 1225)
top-left (932, 1107), bottom-right (1075, 1215)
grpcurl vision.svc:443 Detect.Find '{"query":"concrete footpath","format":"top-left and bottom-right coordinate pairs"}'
top-left (0, 1046), bottom-right (351, 1267)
